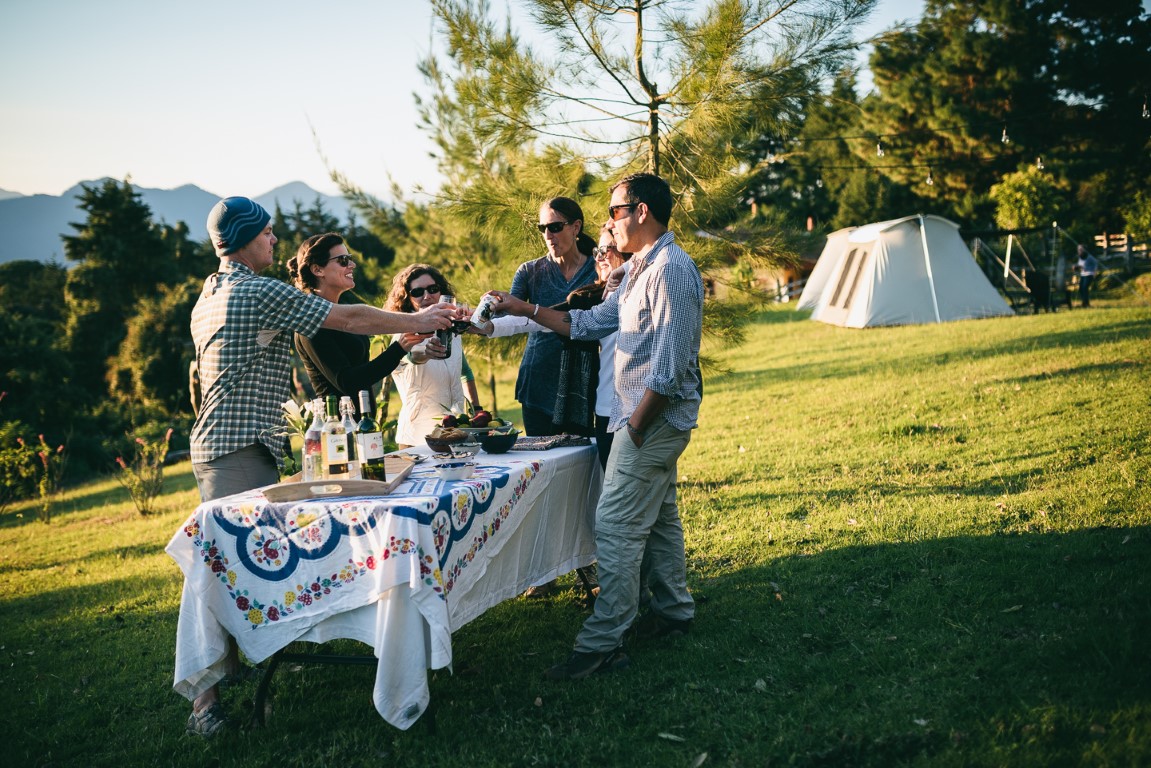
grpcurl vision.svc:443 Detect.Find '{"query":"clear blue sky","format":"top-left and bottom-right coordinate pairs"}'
top-left (0, 0), bottom-right (927, 200)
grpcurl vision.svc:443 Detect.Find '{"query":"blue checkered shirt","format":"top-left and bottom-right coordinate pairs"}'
top-left (190, 261), bottom-right (331, 465)
top-left (570, 231), bottom-right (704, 433)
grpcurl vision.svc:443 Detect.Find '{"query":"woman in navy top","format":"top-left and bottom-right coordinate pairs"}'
top-left (510, 197), bottom-right (598, 435)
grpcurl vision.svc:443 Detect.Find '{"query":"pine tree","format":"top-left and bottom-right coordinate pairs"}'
top-left (62, 179), bottom-right (174, 399)
top-left (411, 0), bottom-right (877, 315)
top-left (859, 0), bottom-right (1151, 231)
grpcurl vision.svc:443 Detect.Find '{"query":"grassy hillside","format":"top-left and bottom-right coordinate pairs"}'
top-left (2, 303), bottom-right (1148, 767)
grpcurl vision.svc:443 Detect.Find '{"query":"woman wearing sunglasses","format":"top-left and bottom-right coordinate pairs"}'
top-left (290, 232), bottom-right (429, 412)
top-left (385, 263), bottom-right (483, 448)
top-left (509, 196), bottom-right (599, 436)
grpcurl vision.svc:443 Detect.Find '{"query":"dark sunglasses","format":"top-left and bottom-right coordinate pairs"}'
top-left (592, 246), bottom-right (617, 260)
top-left (327, 254), bottom-right (353, 267)
top-left (608, 203), bottom-right (640, 221)
top-left (408, 284), bottom-right (442, 299)
top-left (537, 220), bottom-right (570, 234)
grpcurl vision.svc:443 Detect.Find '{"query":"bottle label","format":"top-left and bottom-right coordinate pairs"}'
top-left (356, 431), bottom-right (386, 463)
top-left (323, 432), bottom-right (348, 476)
top-left (471, 295), bottom-right (496, 326)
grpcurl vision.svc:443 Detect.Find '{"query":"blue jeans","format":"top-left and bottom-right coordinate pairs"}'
top-left (574, 419), bottom-right (694, 654)
top-left (1078, 274), bottom-right (1094, 307)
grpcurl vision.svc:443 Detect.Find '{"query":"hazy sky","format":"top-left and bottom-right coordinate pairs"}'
top-left (0, 0), bottom-right (927, 200)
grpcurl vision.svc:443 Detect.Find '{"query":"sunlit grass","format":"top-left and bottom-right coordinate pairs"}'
top-left (2, 302), bottom-right (1149, 767)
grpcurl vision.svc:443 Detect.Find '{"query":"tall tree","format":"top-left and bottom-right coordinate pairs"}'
top-left (62, 179), bottom-right (175, 399)
top-left (0, 261), bottom-right (72, 432)
top-left (409, 0), bottom-right (876, 317)
top-left (860, 0), bottom-right (1151, 231)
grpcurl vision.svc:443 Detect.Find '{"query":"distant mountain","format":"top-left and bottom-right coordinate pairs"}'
top-left (0, 180), bottom-right (355, 265)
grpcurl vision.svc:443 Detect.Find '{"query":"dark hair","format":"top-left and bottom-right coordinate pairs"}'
top-left (598, 222), bottom-right (632, 260)
top-left (610, 173), bottom-right (674, 226)
top-left (384, 263), bottom-right (456, 313)
top-left (542, 196), bottom-right (597, 257)
top-left (288, 232), bottom-right (346, 292)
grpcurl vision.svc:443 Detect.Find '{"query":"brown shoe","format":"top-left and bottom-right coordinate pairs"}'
top-left (545, 647), bottom-right (630, 681)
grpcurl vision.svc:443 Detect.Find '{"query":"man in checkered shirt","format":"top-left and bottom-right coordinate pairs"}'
top-left (182, 196), bottom-right (455, 736)
top-left (489, 172), bottom-right (703, 680)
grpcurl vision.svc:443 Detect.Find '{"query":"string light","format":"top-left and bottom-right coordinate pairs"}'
top-left (925, 168), bottom-right (934, 186)
top-left (876, 141), bottom-right (885, 157)
top-left (1036, 157), bottom-right (1044, 170)
top-left (1001, 126), bottom-right (1010, 144)
top-left (815, 178), bottom-right (824, 188)
top-left (1143, 96), bottom-right (1149, 119)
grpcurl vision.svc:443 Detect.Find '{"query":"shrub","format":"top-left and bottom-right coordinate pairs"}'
top-left (114, 428), bottom-right (172, 515)
top-left (33, 434), bottom-right (67, 523)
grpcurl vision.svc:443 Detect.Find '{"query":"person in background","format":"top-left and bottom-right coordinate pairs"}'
top-left (289, 232), bottom-right (428, 412)
top-left (180, 197), bottom-right (455, 738)
top-left (1074, 245), bottom-right (1099, 308)
top-left (488, 173), bottom-right (703, 680)
top-left (510, 197), bottom-right (599, 435)
top-left (384, 264), bottom-right (483, 448)
top-left (587, 226), bottom-right (632, 469)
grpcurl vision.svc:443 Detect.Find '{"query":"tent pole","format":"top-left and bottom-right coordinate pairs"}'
top-left (918, 215), bottom-right (942, 323)
top-left (1004, 234), bottom-right (1014, 281)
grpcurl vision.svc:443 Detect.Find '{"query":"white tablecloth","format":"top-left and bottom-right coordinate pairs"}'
top-left (167, 444), bottom-right (600, 728)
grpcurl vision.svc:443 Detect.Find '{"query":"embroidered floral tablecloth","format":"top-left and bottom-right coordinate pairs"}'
top-left (168, 444), bottom-right (600, 728)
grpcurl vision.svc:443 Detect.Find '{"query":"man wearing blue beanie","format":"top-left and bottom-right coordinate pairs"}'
top-left (179, 196), bottom-right (457, 737)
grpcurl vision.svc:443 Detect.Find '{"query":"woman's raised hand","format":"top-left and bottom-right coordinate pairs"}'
top-left (398, 332), bottom-right (432, 352)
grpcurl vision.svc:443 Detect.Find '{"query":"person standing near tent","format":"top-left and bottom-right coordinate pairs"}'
top-left (1074, 245), bottom-right (1099, 308)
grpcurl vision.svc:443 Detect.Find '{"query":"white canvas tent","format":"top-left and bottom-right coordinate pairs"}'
top-left (797, 214), bottom-right (1014, 328)
top-left (795, 226), bottom-right (855, 311)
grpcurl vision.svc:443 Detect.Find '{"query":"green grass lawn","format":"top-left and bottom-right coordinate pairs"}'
top-left (2, 301), bottom-right (1149, 767)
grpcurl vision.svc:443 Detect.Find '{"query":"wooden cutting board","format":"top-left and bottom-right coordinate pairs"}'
top-left (263, 455), bottom-right (416, 502)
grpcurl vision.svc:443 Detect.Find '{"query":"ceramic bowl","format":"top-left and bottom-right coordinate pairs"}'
top-left (426, 433), bottom-right (467, 453)
top-left (478, 431), bottom-right (519, 454)
top-left (435, 461), bottom-right (475, 481)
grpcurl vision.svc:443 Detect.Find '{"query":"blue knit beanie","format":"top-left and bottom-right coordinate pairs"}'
top-left (206, 196), bottom-right (271, 256)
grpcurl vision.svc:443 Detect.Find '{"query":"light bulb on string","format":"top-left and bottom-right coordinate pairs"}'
top-left (1001, 126), bottom-right (1010, 144)
top-left (1143, 96), bottom-right (1149, 119)
top-left (1036, 157), bottom-right (1044, 170)
top-left (815, 178), bottom-right (824, 188)
top-left (925, 168), bottom-right (934, 186)
top-left (876, 141), bottom-right (885, 158)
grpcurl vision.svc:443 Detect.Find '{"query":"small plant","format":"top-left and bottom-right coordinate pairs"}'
top-left (34, 434), bottom-right (67, 524)
top-left (115, 428), bottom-right (172, 515)
top-left (1, 436), bottom-right (37, 516)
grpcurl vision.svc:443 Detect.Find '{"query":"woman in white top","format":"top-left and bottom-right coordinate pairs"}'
top-left (385, 264), bottom-right (481, 448)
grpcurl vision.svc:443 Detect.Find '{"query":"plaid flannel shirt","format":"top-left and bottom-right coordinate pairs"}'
top-left (190, 261), bottom-right (330, 465)
top-left (569, 231), bottom-right (704, 433)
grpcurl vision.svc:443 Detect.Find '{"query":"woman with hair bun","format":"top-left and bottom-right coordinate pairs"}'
top-left (289, 232), bottom-right (429, 411)
top-left (509, 196), bottom-right (599, 436)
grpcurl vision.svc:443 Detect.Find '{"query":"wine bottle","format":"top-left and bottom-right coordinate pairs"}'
top-left (321, 395), bottom-right (348, 479)
top-left (340, 396), bottom-right (362, 480)
top-left (355, 390), bottom-right (387, 481)
top-left (302, 398), bottom-right (324, 482)
top-left (436, 294), bottom-right (454, 356)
